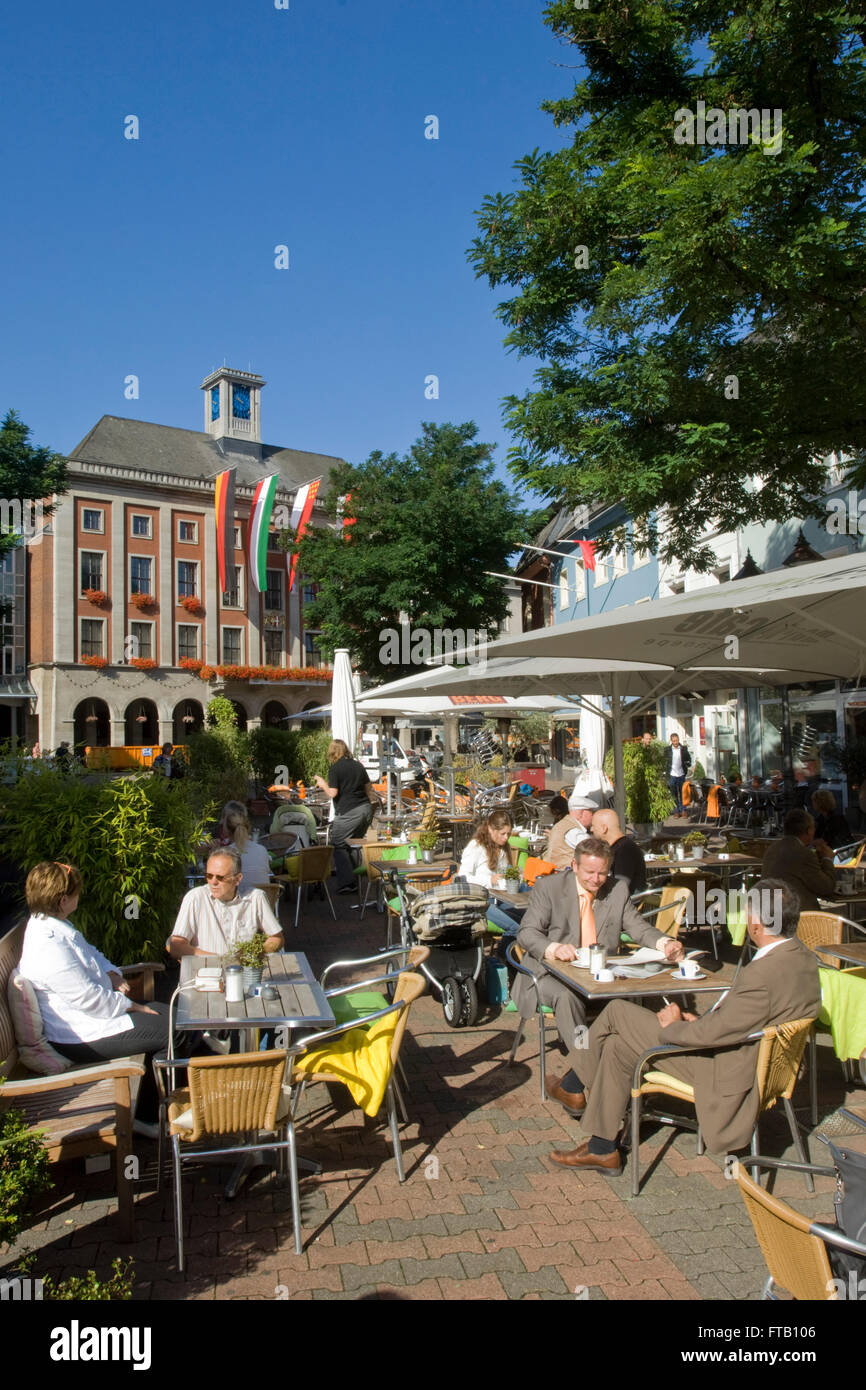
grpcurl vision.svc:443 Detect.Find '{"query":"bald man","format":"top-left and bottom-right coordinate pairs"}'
top-left (590, 810), bottom-right (647, 895)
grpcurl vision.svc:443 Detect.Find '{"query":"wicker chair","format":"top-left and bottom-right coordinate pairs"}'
top-left (737, 1160), bottom-right (866, 1300)
top-left (629, 1015), bottom-right (816, 1197)
top-left (274, 845), bottom-right (336, 928)
top-left (159, 1049), bottom-right (293, 1271)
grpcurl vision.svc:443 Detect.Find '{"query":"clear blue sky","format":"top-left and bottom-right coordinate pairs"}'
top-left (1, 0), bottom-right (575, 496)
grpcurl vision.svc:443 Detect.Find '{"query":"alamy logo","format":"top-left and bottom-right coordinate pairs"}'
top-left (0, 498), bottom-right (45, 546)
top-left (49, 1320), bottom-right (152, 1370)
top-left (0, 1276), bottom-right (43, 1299)
top-left (673, 100), bottom-right (783, 156)
top-left (379, 623), bottom-right (488, 668)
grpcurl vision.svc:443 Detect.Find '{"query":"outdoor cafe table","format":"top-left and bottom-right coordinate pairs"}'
top-left (815, 941), bottom-right (866, 970)
top-left (541, 955), bottom-right (738, 1004)
top-left (646, 852), bottom-right (762, 886)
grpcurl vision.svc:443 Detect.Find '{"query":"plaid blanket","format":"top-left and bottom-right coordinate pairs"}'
top-left (409, 880), bottom-right (490, 941)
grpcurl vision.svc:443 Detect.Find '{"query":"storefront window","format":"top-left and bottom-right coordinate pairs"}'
top-left (759, 682), bottom-right (841, 781)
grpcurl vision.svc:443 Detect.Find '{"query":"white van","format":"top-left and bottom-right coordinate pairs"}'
top-left (359, 733), bottom-right (416, 780)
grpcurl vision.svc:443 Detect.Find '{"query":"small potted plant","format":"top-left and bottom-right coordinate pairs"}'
top-left (234, 933), bottom-right (267, 992)
top-left (504, 864), bottom-right (521, 884)
top-left (417, 829), bottom-right (439, 863)
top-left (683, 831), bottom-right (708, 860)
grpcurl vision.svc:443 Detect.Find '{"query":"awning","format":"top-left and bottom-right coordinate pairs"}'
top-left (0, 679), bottom-right (36, 702)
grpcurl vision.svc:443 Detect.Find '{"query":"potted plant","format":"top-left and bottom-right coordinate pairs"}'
top-left (180, 595), bottom-right (204, 615)
top-left (682, 830), bottom-right (708, 859)
top-left (234, 933), bottom-right (267, 992)
top-left (82, 588), bottom-right (108, 606)
top-left (130, 592), bottom-right (157, 611)
top-left (417, 829), bottom-right (439, 863)
top-left (504, 864), bottom-right (521, 884)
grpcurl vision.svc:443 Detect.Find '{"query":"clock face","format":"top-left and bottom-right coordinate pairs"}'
top-left (232, 386), bottom-right (250, 420)
top-left (211, 386), bottom-right (220, 421)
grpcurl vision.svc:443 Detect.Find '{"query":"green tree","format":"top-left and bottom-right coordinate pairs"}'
top-left (295, 422), bottom-right (543, 678)
top-left (0, 410), bottom-right (67, 546)
top-left (468, 2), bottom-right (866, 569)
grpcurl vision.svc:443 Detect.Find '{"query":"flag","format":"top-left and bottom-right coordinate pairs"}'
top-left (248, 474), bottom-right (279, 594)
top-left (288, 479), bottom-right (320, 592)
top-left (339, 491), bottom-right (357, 536)
top-left (577, 539), bottom-right (596, 572)
top-left (214, 468), bottom-right (236, 593)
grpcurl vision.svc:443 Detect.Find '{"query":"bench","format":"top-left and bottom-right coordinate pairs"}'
top-left (0, 922), bottom-right (164, 1241)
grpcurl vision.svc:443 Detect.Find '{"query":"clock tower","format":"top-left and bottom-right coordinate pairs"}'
top-left (201, 367), bottom-right (265, 443)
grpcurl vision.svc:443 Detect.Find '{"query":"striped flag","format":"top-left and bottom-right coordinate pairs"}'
top-left (214, 468), bottom-right (236, 593)
top-left (288, 479), bottom-right (320, 591)
top-left (248, 474), bottom-right (279, 594)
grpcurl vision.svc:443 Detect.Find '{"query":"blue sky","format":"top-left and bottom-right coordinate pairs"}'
top-left (1, 0), bottom-right (575, 496)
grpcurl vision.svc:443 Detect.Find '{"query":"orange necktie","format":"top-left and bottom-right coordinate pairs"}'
top-left (580, 890), bottom-right (597, 947)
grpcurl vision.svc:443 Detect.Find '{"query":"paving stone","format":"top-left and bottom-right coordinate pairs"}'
top-left (498, 1268), bottom-right (571, 1298)
top-left (342, 1259), bottom-right (404, 1291)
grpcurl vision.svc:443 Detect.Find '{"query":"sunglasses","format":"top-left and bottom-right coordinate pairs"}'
top-left (205, 871), bottom-right (240, 882)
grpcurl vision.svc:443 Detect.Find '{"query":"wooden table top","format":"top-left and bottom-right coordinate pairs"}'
top-left (542, 955), bottom-right (738, 1003)
top-left (646, 853), bottom-right (762, 872)
top-left (816, 941), bottom-right (866, 969)
top-left (176, 951), bottom-right (334, 1030)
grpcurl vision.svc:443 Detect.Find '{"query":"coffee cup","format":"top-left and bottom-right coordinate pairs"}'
top-left (574, 947), bottom-right (591, 969)
top-left (678, 958), bottom-right (701, 979)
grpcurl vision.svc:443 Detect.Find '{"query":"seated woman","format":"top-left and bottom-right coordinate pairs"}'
top-left (18, 862), bottom-right (170, 1132)
top-left (811, 788), bottom-right (852, 851)
top-left (458, 809), bottom-right (524, 938)
top-left (216, 801), bottom-right (272, 887)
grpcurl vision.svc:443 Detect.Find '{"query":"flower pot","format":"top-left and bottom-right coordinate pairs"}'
top-left (422, 849), bottom-right (434, 863)
top-left (242, 967), bottom-right (263, 992)
top-left (691, 845), bottom-right (705, 860)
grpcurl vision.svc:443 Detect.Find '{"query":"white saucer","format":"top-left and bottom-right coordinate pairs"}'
top-left (669, 969), bottom-right (706, 981)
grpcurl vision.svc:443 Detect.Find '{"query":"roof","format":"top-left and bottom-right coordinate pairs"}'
top-left (68, 416), bottom-right (345, 496)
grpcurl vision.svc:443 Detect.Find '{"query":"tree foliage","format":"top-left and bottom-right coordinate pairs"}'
top-left (296, 422), bottom-right (543, 678)
top-left (468, 2), bottom-right (866, 568)
top-left (0, 410), bottom-right (67, 548)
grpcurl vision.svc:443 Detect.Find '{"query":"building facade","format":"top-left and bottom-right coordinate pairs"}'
top-left (29, 368), bottom-right (340, 752)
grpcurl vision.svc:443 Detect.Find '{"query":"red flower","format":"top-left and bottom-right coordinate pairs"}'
top-left (129, 657), bottom-right (158, 670)
top-left (82, 655), bottom-right (108, 668)
top-left (179, 658), bottom-right (203, 672)
top-left (180, 595), bottom-right (204, 615)
top-left (130, 592), bottom-right (157, 610)
top-left (83, 589), bottom-right (108, 606)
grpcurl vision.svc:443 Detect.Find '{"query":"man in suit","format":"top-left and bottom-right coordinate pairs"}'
top-left (762, 808), bottom-right (837, 911)
top-left (547, 878), bottom-right (820, 1174)
top-left (664, 733), bottom-right (692, 817)
top-left (513, 836), bottom-right (684, 1112)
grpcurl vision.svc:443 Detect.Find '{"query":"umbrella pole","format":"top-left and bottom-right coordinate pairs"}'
top-left (610, 674), bottom-right (627, 827)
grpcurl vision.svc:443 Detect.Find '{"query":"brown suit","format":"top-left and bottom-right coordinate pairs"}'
top-left (513, 871), bottom-right (668, 1077)
top-left (761, 835), bottom-right (837, 912)
top-left (577, 936), bottom-right (821, 1152)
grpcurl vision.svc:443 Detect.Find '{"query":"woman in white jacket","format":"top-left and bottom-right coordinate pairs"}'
top-left (458, 810), bottom-right (523, 936)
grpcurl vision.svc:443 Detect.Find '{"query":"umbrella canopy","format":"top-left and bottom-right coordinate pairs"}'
top-left (330, 649), bottom-right (357, 754)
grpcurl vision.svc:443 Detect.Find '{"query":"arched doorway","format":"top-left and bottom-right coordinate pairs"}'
top-left (229, 700), bottom-right (248, 732)
top-left (74, 698), bottom-right (111, 748)
top-left (302, 701), bottom-right (322, 712)
top-left (173, 699), bottom-right (204, 743)
top-left (261, 699), bottom-right (289, 727)
top-left (125, 698), bottom-right (159, 746)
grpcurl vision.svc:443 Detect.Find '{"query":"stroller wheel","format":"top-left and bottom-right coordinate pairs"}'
top-left (459, 976), bottom-right (478, 1026)
top-left (442, 976), bottom-right (463, 1028)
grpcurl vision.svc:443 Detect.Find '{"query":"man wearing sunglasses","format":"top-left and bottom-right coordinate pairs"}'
top-left (167, 848), bottom-right (283, 960)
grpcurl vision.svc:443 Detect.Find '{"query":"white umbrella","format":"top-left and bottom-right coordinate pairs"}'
top-left (330, 649), bottom-right (357, 753)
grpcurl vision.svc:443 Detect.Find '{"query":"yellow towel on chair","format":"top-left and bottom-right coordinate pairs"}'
top-left (818, 967), bottom-right (866, 1061)
top-left (294, 1013), bottom-right (398, 1117)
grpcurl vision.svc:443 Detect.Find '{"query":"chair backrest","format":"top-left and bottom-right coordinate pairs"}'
top-left (183, 1049), bottom-right (288, 1141)
top-left (260, 882), bottom-right (281, 913)
top-left (656, 884), bottom-right (692, 938)
top-left (755, 1016), bottom-right (815, 1110)
top-left (0, 922), bottom-right (25, 1078)
top-left (296, 845), bottom-right (334, 884)
top-left (389, 970), bottom-right (426, 1067)
top-left (381, 844), bottom-right (412, 862)
top-left (797, 911), bottom-right (844, 967)
top-left (736, 1166), bottom-right (836, 1300)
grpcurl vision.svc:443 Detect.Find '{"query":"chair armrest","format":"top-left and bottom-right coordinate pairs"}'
top-left (320, 946), bottom-right (411, 987)
top-left (809, 1222), bottom-right (866, 1259)
top-left (324, 968), bottom-right (409, 999)
top-left (835, 915), bottom-right (866, 940)
top-left (505, 941), bottom-right (544, 1006)
top-left (286, 1000), bottom-right (408, 1059)
top-left (0, 1059), bottom-right (145, 1098)
top-left (638, 896), bottom-right (690, 924)
top-left (631, 1032), bottom-right (764, 1090)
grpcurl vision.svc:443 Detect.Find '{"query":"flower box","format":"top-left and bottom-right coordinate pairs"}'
top-left (82, 655), bottom-right (108, 668)
top-left (130, 593), bottom-right (157, 611)
top-left (82, 589), bottom-right (108, 606)
top-left (129, 657), bottom-right (158, 670)
top-left (180, 595), bottom-right (204, 615)
top-left (178, 658), bottom-right (203, 673)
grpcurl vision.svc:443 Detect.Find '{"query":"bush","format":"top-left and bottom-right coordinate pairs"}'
top-left (693, 760), bottom-right (706, 780)
top-left (186, 697), bottom-right (250, 817)
top-left (0, 771), bottom-right (211, 961)
top-left (604, 741), bottom-right (675, 825)
top-left (248, 727), bottom-right (296, 790)
top-left (0, 1101), bottom-right (52, 1249)
top-left (726, 760), bottom-right (741, 780)
top-left (289, 729), bottom-right (331, 784)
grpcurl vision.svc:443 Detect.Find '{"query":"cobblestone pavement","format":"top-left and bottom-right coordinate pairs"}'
top-left (4, 885), bottom-right (863, 1302)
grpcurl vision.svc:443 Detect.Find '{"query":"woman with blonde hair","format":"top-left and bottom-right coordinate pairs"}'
top-left (458, 809), bottom-right (524, 937)
top-left (216, 800), bottom-right (271, 887)
top-left (314, 738), bottom-right (374, 894)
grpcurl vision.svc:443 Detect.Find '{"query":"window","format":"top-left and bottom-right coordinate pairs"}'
top-left (129, 621), bottom-right (153, 660)
top-left (82, 508), bottom-right (103, 533)
top-left (80, 619), bottom-right (104, 658)
top-left (304, 631), bottom-right (322, 667)
top-left (264, 630), bottom-right (284, 666)
top-left (714, 562), bottom-right (731, 584)
top-left (222, 565), bottom-right (242, 608)
top-left (130, 556), bottom-right (152, 595)
top-left (265, 568), bottom-right (283, 611)
top-left (573, 564), bottom-right (586, 602)
top-left (233, 525), bottom-right (242, 549)
top-left (222, 627), bottom-right (243, 664)
top-left (611, 547), bottom-right (628, 579)
top-left (80, 551), bottom-right (103, 592)
top-left (130, 514), bottom-right (151, 538)
top-left (558, 567), bottom-right (570, 612)
top-left (178, 519), bottom-right (198, 543)
top-left (302, 583), bottom-right (317, 605)
top-left (593, 555), bottom-right (609, 585)
top-left (177, 560), bottom-right (198, 598)
top-left (178, 624), bottom-right (199, 662)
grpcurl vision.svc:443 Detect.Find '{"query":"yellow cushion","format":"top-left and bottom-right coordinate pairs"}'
top-left (641, 1069), bottom-right (695, 1099)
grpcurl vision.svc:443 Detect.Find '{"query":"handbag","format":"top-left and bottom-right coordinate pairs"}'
top-left (826, 1137), bottom-right (866, 1286)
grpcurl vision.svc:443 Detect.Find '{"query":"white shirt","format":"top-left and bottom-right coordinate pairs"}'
top-left (752, 936), bottom-right (786, 961)
top-left (168, 884), bottom-right (282, 956)
top-left (240, 840), bottom-right (272, 887)
top-left (458, 839), bottom-right (510, 890)
top-left (670, 746), bottom-right (684, 777)
top-left (18, 914), bottom-right (133, 1045)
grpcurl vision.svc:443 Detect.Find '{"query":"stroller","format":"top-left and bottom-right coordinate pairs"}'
top-left (385, 872), bottom-right (489, 1027)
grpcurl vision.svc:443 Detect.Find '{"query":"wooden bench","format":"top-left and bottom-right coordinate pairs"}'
top-left (0, 922), bottom-right (164, 1241)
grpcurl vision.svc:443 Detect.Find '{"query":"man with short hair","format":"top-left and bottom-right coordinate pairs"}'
top-left (152, 741), bottom-right (183, 779)
top-left (545, 795), bottom-right (597, 869)
top-left (761, 809), bottom-right (837, 911)
top-left (167, 849), bottom-right (284, 960)
top-left (664, 733), bottom-right (692, 817)
top-left (513, 837), bottom-right (684, 1112)
top-left (547, 879), bottom-right (821, 1174)
top-left (590, 809), bottom-right (647, 894)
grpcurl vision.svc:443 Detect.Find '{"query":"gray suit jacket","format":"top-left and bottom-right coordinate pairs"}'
top-left (512, 871), bottom-right (665, 1015)
top-left (661, 936), bottom-right (821, 1151)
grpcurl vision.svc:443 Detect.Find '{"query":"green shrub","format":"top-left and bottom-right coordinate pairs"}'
top-left (0, 771), bottom-right (211, 962)
top-left (693, 760), bottom-right (706, 780)
top-left (42, 1257), bottom-right (134, 1300)
top-left (726, 760), bottom-right (741, 780)
top-left (453, 755), bottom-right (504, 788)
top-left (248, 727), bottom-right (296, 790)
top-left (289, 729), bottom-right (331, 784)
top-left (0, 1101), bottom-right (52, 1250)
top-left (604, 741), bottom-right (675, 825)
top-left (186, 729), bottom-right (250, 817)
